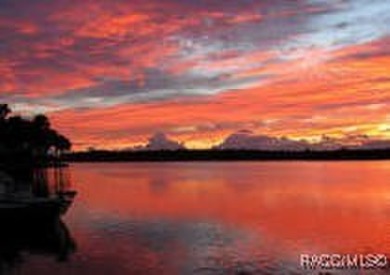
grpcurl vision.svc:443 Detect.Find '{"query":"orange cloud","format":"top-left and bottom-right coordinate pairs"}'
top-left (48, 36), bottom-right (390, 150)
top-left (1, 1), bottom-right (389, 150)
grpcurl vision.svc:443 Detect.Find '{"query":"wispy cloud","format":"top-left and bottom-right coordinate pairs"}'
top-left (0, 0), bottom-right (389, 149)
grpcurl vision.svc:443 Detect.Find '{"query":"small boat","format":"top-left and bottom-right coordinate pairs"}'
top-left (0, 167), bottom-right (77, 224)
top-left (0, 191), bottom-right (77, 223)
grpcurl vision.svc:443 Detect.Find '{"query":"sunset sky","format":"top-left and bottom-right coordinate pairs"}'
top-left (1, 0), bottom-right (389, 150)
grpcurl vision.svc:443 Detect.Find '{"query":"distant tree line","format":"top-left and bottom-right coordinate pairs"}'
top-left (0, 103), bottom-right (71, 166)
top-left (65, 147), bottom-right (390, 162)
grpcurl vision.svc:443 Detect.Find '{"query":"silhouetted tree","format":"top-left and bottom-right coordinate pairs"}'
top-left (0, 104), bottom-right (72, 166)
top-left (33, 114), bottom-right (50, 130)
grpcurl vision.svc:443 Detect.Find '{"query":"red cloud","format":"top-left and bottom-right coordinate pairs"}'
top-left (47, 36), bottom-right (390, 150)
top-left (1, 1), bottom-right (389, 150)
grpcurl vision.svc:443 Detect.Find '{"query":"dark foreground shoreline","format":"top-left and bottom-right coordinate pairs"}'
top-left (64, 149), bottom-right (390, 162)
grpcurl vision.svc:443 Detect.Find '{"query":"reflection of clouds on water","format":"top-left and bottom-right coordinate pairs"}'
top-left (65, 162), bottom-right (390, 274)
top-left (148, 178), bottom-right (171, 194)
top-left (82, 217), bottom-right (298, 274)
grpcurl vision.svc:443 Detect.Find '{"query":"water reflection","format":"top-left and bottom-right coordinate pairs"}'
top-left (0, 167), bottom-right (77, 273)
top-left (2, 162), bottom-right (390, 274)
top-left (67, 162), bottom-right (390, 274)
top-left (0, 218), bottom-right (76, 271)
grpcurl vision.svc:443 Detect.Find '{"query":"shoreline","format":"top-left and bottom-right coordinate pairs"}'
top-left (64, 148), bottom-right (390, 162)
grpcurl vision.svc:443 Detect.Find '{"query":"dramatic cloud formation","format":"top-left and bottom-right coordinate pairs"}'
top-left (214, 130), bottom-right (390, 151)
top-left (1, 0), bottom-right (389, 149)
top-left (141, 132), bottom-right (184, 151)
top-left (215, 130), bottom-right (309, 151)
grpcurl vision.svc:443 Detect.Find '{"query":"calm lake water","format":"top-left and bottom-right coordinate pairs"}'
top-left (2, 161), bottom-right (390, 274)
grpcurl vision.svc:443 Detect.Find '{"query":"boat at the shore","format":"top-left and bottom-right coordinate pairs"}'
top-left (0, 190), bottom-right (77, 223)
top-left (0, 168), bottom-right (77, 223)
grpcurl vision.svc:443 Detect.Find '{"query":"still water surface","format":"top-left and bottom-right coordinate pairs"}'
top-left (2, 161), bottom-right (390, 274)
